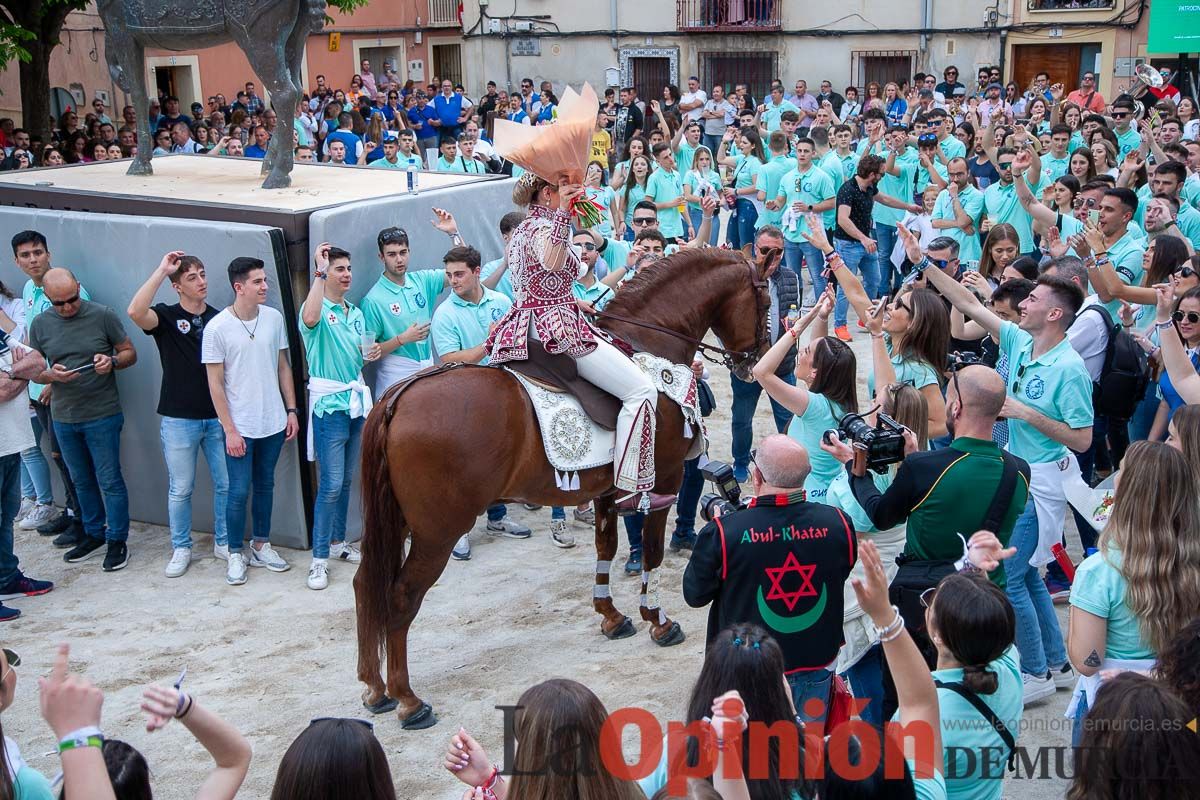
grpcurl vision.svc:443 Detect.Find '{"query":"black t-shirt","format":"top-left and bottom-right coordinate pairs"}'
top-left (969, 155), bottom-right (999, 190)
top-left (683, 492), bottom-right (857, 673)
top-left (145, 302), bottom-right (219, 419)
top-left (835, 178), bottom-right (877, 242)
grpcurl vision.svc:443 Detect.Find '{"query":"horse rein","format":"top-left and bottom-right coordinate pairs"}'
top-left (595, 256), bottom-right (773, 372)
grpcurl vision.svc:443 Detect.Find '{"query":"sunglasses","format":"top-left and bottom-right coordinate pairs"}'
top-left (1173, 311), bottom-right (1200, 324)
top-left (997, 161), bottom-right (1014, 171)
top-left (1175, 267), bottom-right (1197, 279)
top-left (379, 229), bottom-right (408, 243)
top-left (1111, 111), bottom-right (1130, 119)
top-left (51, 294), bottom-right (80, 307)
top-left (631, 217), bottom-right (657, 226)
top-left (919, 587), bottom-right (937, 608)
top-left (1012, 363), bottom-right (1028, 395)
top-left (894, 297), bottom-right (912, 315)
top-left (575, 242), bottom-right (597, 251)
top-left (929, 257), bottom-right (955, 269)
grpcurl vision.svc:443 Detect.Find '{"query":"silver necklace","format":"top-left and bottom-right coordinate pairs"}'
top-left (230, 305), bottom-right (260, 340)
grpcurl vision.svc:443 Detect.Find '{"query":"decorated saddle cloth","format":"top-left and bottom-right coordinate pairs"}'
top-left (504, 353), bottom-right (707, 490)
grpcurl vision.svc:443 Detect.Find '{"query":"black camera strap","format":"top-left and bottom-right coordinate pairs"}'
top-left (981, 451), bottom-right (1020, 534)
top-left (934, 679), bottom-right (1017, 771)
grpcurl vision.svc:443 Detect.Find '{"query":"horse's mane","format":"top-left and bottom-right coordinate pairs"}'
top-left (600, 247), bottom-right (746, 320)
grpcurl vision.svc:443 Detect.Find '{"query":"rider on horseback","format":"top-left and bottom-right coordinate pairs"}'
top-left (486, 173), bottom-right (675, 514)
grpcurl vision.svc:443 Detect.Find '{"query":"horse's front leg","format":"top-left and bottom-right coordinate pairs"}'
top-left (593, 495), bottom-right (635, 639)
top-left (640, 506), bottom-right (686, 646)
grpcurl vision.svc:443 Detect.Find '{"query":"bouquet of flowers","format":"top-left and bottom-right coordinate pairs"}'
top-left (494, 82), bottom-right (604, 228)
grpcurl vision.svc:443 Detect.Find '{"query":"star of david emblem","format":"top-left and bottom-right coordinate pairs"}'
top-left (763, 552), bottom-right (818, 612)
top-left (389, 302), bottom-right (401, 315)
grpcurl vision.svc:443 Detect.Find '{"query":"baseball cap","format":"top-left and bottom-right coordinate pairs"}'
top-left (986, 82), bottom-right (1003, 91)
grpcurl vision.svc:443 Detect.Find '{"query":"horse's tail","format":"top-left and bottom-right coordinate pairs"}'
top-left (355, 399), bottom-right (408, 683)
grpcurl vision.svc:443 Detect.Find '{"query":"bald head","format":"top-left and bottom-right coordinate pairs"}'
top-left (754, 433), bottom-right (811, 490)
top-left (952, 365), bottom-right (1006, 419)
top-left (43, 267), bottom-right (78, 296)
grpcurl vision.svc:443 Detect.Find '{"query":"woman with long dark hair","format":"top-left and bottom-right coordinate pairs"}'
top-left (272, 719), bottom-right (395, 800)
top-left (875, 287), bottom-right (950, 438)
top-left (717, 126), bottom-right (766, 255)
top-left (977, 223), bottom-right (1022, 286)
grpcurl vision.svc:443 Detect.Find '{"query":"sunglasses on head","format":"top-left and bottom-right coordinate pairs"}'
top-left (51, 294), bottom-right (79, 307)
top-left (920, 587), bottom-right (937, 608)
top-left (1173, 311), bottom-right (1200, 324)
top-left (380, 229), bottom-right (408, 243)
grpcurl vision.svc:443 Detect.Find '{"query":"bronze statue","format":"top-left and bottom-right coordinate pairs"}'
top-left (98, 0), bottom-right (325, 188)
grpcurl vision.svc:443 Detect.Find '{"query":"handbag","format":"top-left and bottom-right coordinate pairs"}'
top-left (697, 379), bottom-right (716, 417)
top-left (825, 674), bottom-right (854, 735)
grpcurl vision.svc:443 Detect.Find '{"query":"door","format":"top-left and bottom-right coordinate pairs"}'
top-left (700, 52), bottom-right (778, 107)
top-left (361, 45), bottom-right (406, 90)
top-left (1012, 44), bottom-right (1082, 94)
top-left (852, 52), bottom-right (916, 91)
top-left (432, 43), bottom-right (463, 88)
top-left (631, 56), bottom-right (672, 111)
top-left (153, 65), bottom-right (179, 101)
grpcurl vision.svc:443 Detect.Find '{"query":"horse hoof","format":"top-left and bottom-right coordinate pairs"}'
top-left (603, 616), bottom-right (636, 640)
top-left (126, 162), bottom-right (152, 177)
top-left (399, 702), bottom-right (437, 730)
top-left (261, 174), bottom-right (292, 190)
top-left (653, 621), bottom-right (686, 648)
top-left (363, 695), bottom-right (399, 715)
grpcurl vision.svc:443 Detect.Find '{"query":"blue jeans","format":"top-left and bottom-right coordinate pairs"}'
top-left (311, 411), bottom-right (365, 559)
top-left (874, 222), bottom-right (899, 295)
top-left (731, 371), bottom-right (795, 473)
top-left (0, 453), bottom-right (21, 585)
top-left (1127, 388), bottom-right (1160, 442)
top-left (224, 429), bottom-right (285, 552)
top-left (1071, 692), bottom-right (1089, 747)
top-left (727, 198), bottom-right (759, 253)
top-left (161, 417), bottom-right (229, 550)
top-left (833, 238), bottom-right (879, 326)
top-left (786, 668), bottom-right (833, 725)
top-left (840, 644), bottom-right (885, 731)
top-left (54, 413), bottom-right (128, 543)
top-left (702, 133), bottom-right (723, 161)
top-left (487, 504), bottom-right (507, 522)
top-left (673, 457), bottom-right (705, 537)
top-left (786, 239), bottom-right (827, 303)
top-left (550, 506), bottom-right (566, 521)
top-left (625, 513), bottom-right (643, 555)
top-left (19, 414), bottom-right (52, 504)
top-left (688, 207), bottom-right (720, 246)
top-left (1003, 495), bottom-right (1067, 677)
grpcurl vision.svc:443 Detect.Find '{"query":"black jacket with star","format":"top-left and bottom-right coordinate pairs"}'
top-left (683, 491), bottom-right (857, 673)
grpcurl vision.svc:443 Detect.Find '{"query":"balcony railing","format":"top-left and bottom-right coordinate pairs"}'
top-left (428, 0), bottom-right (460, 26)
top-left (1027, 0), bottom-right (1115, 10)
top-left (677, 0), bottom-right (781, 32)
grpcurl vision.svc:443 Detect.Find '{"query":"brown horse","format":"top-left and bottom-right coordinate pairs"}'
top-left (354, 247), bottom-right (776, 729)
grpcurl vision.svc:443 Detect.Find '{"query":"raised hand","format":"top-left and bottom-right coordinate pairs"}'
top-left (431, 207), bottom-right (459, 235)
top-left (897, 223), bottom-right (923, 264)
top-left (1012, 149), bottom-right (1033, 173)
top-left (444, 727), bottom-right (495, 787)
top-left (1155, 282), bottom-right (1176, 323)
top-left (799, 213), bottom-right (832, 253)
top-left (851, 541), bottom-right (894, 626)
top-left (1045, 227), bottom-right (1069, 259)
top-left (156, 251), bottom-right (186, 278)
top-left (965, 531), bottom-right (1017, 572)
top-left (38, 644), bottom-right (104, 739)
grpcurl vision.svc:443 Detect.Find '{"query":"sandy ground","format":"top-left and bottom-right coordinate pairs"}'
top-left (0, 289), bottom-right (1074, 799)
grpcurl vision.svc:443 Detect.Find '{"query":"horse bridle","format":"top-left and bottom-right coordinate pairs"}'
top-left (595, 254), bottom-right (774, 372)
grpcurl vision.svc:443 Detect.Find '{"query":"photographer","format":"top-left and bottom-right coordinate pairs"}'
top-left (822, 364), bottom-right (1029, 716)
top-left (683, 433), bottom-right (857, 724)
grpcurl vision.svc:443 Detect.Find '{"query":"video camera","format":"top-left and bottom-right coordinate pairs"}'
top-left (698, 460), bottom-right (749, 522)
top-left (823, 411), bottom-right (907, 476)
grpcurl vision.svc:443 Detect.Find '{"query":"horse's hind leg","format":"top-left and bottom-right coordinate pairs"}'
top-left (640, 506), bottom-right (685, 647)
top-left (106, 30), bottom-right (152, 176)
top-left (236, 26), bottom-right (299, 187)
top-left (593, 495), bottom-right (636, 639)
top-left (384, 528), bottom-right (459, 730)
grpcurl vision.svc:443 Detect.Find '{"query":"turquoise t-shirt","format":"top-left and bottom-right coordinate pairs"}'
top-left (1101, 228), bottom-right (1146, 318)
top-left (932, 646), bottom-right (1023, 800)
top-left (676, 139), bottom-right (700, 174)
top-left (430, 287), bottom-right (513, 365)
top-left (682, 168), bottom-right (720, 212)
top-left (1069, 131), bottom-right (1086, 152)
top-left (24, 279), bottom-right (91, 402)
top-left (999, 320), bottom-right (1094, 464)
top-left (983, 174), bottom-right (1046, 253)
top-left (762, 99), bottom-right (801, 132)
top-left (817, 149), bottom-right (846, 185)
top-left (360, 270), bottom-right (444, 362)
top-left (584, 185), bottom-right (616, 237)
top-left (866, 142), bottom-right (919, 228)
top-left (298, 297), bottom-right (366, 417)
top-left (755, 154), bottom-right (796, 229)
top-left (1114, 126), bottom-right (1141, 159)
top-left (644, 167), bottom-right (686, 238)
top-left (620, 182), bottom-right (648, 224)
top-left (777, 164), bottom-right (838, 241)
top-left (932, 185), bottom-right (985, 264)
top-left (1041, 153), bottom-right (1071, 182)
top-left (732, 153), bottom-right (764, 192)
top-left (436, 154), bottom-right (465, 172)
top-left (480, 257), bottom-right (514, 301)
top-left (1070, 547), bottom-right (1155, 661)
top-left (867, 344), bottom-right (940, 398)
top-left (827, 468), bottom-right (895, 532)
top-left (786, 393), bottom-right (846, 502)
top-left (572, 279), bottom-right (613, 311)
top-left (916, 156), bottom-right (950, 194)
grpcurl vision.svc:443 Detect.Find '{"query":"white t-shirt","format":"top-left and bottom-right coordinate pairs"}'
top-left (680, 89), bottom-right (708, 122)
top-left (201, 305), bottom-right (289, 439)
top-left (1067, 294), bottom-right (1110, 382)
top-left (0, 342), bottom-right (35, 458)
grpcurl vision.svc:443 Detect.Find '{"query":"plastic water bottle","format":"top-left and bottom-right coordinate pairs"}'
top-left (786, 304), bottom-right (799, 329)
top-left (406, 165), bottom-right (418, 195)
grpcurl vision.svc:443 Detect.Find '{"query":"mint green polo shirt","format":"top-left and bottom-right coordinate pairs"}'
top-left (916, 156), bottom-right (949, 194)
top-left (600, 237), bottom-right (680, 276)
top-left (999, 320), bottom-right (1094, 464)
top-left (777, 164), bottom-right (837, 241)
top-left (299, 296), bottom-right (366, 417)
top-left (761, 99), bottom-right (800, 132)
top-left (938, 135), bottom-right (967, 163)
top-left (436, 155), bottom-right (464, 172)
top-left (368, 157), bottom-right (404, 169)
top-left (866, 345), bottom-right (941, 398)
top-left (731, 153), bottom-right (763, 192)
top-left (644, 167), bottom-right (686, 238)
top-left (1041, 153), bottom-right (1071, 182)
top-left (1177, 203), bottom-right (1200, 250)
top-left (675, 140), bottom-right (699, 174)
top-left (1069, 131), bottom-right (1086, 152)
top-left (24, 279), bottom-right (91, 402)
top-left (572, 279), bottom-right (613, 310)
top-left (932, 184), bottom-right (985, 264)
top-left (1101, 228), bottom-right (1146, 318)
top-left (620, 183), bottom-right (647, 224)
top-left (1183, 174), bottom-right (1200, 210)
top-left (1114, 126), bottom-right (1141, 159)
top-left (430, 287), bottom-right (513, 365)
top-left (755, 154), bottom-right (796, 229)
top-left (360, 270), bottom-right (444, 362)
top-left (861, 142), bottom-right (919, 228)
top-left (817, 149), bottom-right (846, 185)
top-left (1070, 547), bottom-right (1155, 661)
top-left (983, 174), bottom-right (1046, 253)
top-left (480, 257), bottom-right (514, 301)
top-left (584, 185), bottom-right (616, 237)
top-left (838, 151), bottom-right (858, 183)
top-left (786, 393), bottom-right (846, 501)
top-left (683, 168), bottom-right (720, 212)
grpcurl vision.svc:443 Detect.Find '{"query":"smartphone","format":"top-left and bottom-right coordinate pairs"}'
top-left (1088, 209), bottom-right (1100, 226)
top-left (67, 362), bottom-right (96, 374)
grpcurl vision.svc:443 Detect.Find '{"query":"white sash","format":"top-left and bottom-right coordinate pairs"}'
top-left (1026, 457), bottom-right (1092, 567)
top-left (375, 353), bottom-right (432, 396)
top-left (306, 375), bottom-right (373, 461)
top-left (1065, 656), bottom-right (1156, 719)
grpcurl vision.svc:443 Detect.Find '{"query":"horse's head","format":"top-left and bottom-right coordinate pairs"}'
top-left (711, 247), bottom-right (778, 382)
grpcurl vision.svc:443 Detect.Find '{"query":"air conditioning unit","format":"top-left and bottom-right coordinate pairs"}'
top-left (513, 20), bottom-right (533, 32)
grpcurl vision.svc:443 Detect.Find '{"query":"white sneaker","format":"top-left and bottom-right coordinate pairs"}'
top-left (249, 542), bottom-right (290, 572)
top-left (15, 497), bottom-right (34, 523)
top-left (165, 547), bottom-right (192, 578)
top-left (1022, 672), bottom-right (1055, 705)
top-left (20, 503), bottom-right (57, 530)
top-left (329, 541), bottom-right (362, 563)
top-left (226, 552), bottom-right (248, 585)
top-left (485, 517), bottom-right (532, 539)
top-left (213, 542), bottom-right (229, 562)
top-left (1049, 662), bottom-right (1077, 689)
top-left (550, 519), bottom-right (575, 548)
top-left (307, 559), bottom-right (329, 590)
top-left (573, 506), bottom-right (596, 525)
top-left (451, 534), bottom-right (471, 561)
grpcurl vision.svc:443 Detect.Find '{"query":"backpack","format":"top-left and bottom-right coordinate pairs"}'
top-left (1079, 304), bottom-right (1150, 421)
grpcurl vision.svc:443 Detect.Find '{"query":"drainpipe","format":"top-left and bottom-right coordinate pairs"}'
top-left (611, 0), bottom-right (618, 54)
top-left (999, 29), bottom-right (1008, 82)
top-left (921, 0), bottom-right (933, 70)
